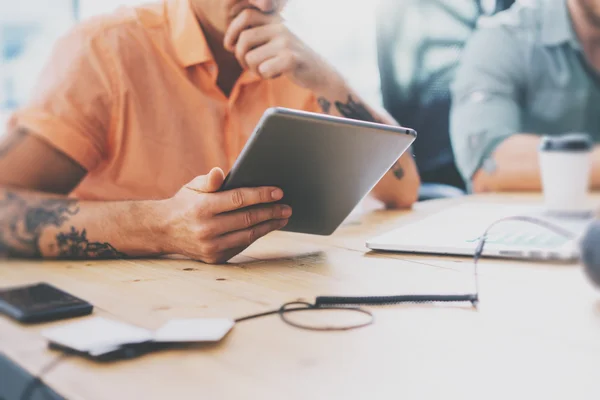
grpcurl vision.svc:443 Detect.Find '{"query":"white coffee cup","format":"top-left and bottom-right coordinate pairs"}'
top-left (538, 133), bottom-right (593, 217)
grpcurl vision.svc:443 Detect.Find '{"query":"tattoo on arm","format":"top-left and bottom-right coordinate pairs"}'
top-left (390, 162), bottom-right (405, 180)
top-left (56, 227), bottom-right (127, 259)
top-left (0, 127), bottom-right (28, 157)
top-left (335, 95), bottom-right (380, 123)
top-left (0, 190), bottom-right (127, 259)
top-left (317, 97), bottom-right (331, 114)
top-left (318, 95), bottom-right (382, 123)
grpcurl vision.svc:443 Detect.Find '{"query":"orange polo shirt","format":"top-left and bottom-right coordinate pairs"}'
top-left (9, 0), bottom-right (320, 200)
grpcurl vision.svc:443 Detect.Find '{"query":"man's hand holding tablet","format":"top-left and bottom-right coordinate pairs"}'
top-left (155, 167), bottom-right (291, 265)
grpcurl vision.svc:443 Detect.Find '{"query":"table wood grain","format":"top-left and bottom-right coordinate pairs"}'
top-left (1, 194), bottom-right (600, 400)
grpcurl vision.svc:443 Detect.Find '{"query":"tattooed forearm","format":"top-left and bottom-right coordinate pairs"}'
top-left (317, 97), bottom-right (331, 114)
top-left (0, 190), bottom-right (126, 259)
top-left (0, 191), bottom-right (79, 257)
top-left (319, 95), bottom-right (382, 123)
top-left (335, 95), bottom-right (380, 123)
top-left (56, 227), bottom-right (127, 259)
top-left (0, 127), bottom-right (28, 157)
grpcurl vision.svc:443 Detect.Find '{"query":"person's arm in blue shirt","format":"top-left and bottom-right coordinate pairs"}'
top-left (449, 21), bottom-right (548, 192)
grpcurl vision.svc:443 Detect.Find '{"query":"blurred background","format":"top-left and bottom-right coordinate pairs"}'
top-left (0, 0), bottom-right (382, 129)
top-left (0, 0), bottom-right (516, 193)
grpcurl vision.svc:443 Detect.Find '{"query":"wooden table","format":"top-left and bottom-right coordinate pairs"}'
top-left (2, 194), bottom-right (600, 400)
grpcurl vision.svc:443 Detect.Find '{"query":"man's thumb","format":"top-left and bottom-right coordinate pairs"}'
top-left (186, 168), bottom-right (225, 193)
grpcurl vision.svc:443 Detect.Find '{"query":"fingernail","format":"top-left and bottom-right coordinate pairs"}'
top-left (271, 189), bottom-right (283, 200)
top-left (280, 219), bottom-right (289, 227)
top-left (281, 206), bottom-right (292, 218)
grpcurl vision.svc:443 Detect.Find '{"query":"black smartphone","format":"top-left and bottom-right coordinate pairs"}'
top-left (0, 283), bottom-right (93, 324)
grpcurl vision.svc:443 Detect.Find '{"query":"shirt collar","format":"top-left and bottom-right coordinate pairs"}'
top-left (541, 0), bottom-right (581, 49)
top-left (167, 0), bottom-right (213, 67)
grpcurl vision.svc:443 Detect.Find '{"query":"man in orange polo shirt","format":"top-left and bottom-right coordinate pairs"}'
top-left (0, 0), bottom-right (419, 263)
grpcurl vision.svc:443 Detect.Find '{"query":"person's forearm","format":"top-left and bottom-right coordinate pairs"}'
top-left (313, 77), bottom-right (420, 208)
top-left (472, 134), bottom-right (542, 192)
top-left (368, 152), bottom-right (419, 208)
top-left (473, 134), bottom-right (600, 192)
top-left (0, 187), bottom-right (165, 259)
top-left (589, 147), bottom-right (600, 189)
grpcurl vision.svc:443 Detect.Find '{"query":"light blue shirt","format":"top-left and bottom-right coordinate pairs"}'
top-left (450, 0), bottom-right (600, 183)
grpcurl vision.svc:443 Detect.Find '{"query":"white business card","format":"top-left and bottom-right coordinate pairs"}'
top-left (42, 317), bottom-right (153, 353)
top-left (153, 318), bottom-right (235, 343)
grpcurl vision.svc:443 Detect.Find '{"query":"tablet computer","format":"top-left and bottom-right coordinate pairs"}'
top-left (221, 107), bottom-right (416, 235)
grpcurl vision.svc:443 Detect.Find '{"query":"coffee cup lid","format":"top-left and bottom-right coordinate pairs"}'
top-left (539, 133), bottom-right (593, 152)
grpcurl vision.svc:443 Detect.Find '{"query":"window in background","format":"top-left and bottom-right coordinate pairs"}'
top-left (0, 0), bottom-right (75, 127)
top-left (0, 0), bottom-right (146, 129)
top-left (79, 0), bottom-right (147, 20)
